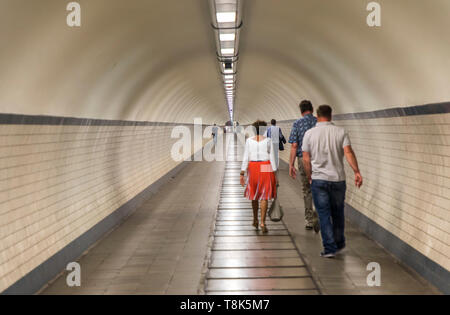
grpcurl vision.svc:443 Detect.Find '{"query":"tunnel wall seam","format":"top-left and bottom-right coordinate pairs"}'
top-left (278, 102), bottom-right (450, 294)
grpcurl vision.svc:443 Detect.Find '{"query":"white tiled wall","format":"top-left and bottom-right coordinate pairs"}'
top-left (0, 123), bottom-right (201, 292)
top-left (279, 113), bottom-right (450, 272)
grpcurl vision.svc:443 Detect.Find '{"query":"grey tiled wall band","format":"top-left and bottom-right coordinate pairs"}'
top-left (0, 113), bottom-right (199, 126)
top-left (280, 102), bottom-right (450, 124)
top-left (1, 102), bottom-right (447, 126)
top-left (334, 102), bottom-right (450, 120)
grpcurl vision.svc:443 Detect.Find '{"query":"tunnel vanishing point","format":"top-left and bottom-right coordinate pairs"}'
top-left (0, 0), bottom-right (449, 296)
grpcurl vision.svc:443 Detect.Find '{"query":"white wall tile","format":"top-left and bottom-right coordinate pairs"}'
top-left (0, 124), bottom-right (200, 292)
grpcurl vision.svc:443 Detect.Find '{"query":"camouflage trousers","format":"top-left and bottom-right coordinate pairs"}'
top-left (298, 159), bottom-right (318, 224)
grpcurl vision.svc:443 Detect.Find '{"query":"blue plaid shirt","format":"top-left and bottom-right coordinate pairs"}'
top-left (288, 114), bottom-right (317, 157)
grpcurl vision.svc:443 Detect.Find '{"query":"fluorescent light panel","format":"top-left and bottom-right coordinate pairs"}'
top-left (216, 12), bottom-right (236, 23)
top-left (214, 6), bottom-right (239, 117)
top-left (220, 33), bottom-right (235, 41)
top-left (221, 48), bottom-right (234, 55)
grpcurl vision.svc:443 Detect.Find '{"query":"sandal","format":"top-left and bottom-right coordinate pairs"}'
top-left (260, 224), bottom-right (268, 233)
top-left (253, 220), bottom-right (259, 230)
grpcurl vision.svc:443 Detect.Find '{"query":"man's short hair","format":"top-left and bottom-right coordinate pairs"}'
top-left (317, 105), bottom-right (332, 119)
top-left (252, 120), bottom-right (267, 135)
top-left (299, 100), bottom-right (313, 113)
top-left (271, 119), bottom-right (276, 125)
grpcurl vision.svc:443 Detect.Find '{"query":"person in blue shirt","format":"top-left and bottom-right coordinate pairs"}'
top-left (288, 100), bottom-right (319, 231)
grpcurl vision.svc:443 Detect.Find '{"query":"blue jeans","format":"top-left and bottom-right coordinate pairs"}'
top-left (311, 180), bottom-right (346, 254)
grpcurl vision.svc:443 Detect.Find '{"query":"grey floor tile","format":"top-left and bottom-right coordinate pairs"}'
top-left (215, 230), bottom-right (289, 236)
top-left (206, 278), bottom-right (316, 291)
top-left (207, 289), bottom-right (319, 295)
top-left (212, 242), bottom-right (295, 251)
top-left (208, 267), bottom-right (310, 279)
top-left (212, 250), bottom-right (299, 259)
top-left (209, 257), bottom-right (305, 268)
top-left (41, 159), bottom-right (224, 295)
top-left (213, 236), bottom-right (292, 243)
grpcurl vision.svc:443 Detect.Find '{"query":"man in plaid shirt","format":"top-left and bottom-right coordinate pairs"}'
top-left (288, 100), bottom-right (320, 231)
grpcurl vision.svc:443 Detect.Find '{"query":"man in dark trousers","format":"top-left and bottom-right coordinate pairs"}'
top-left (289, 100), bottom-right (319, 231)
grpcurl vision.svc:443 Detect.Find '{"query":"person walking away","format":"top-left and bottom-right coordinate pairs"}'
top-left (240, 120), bottom-right (278, 233)
top-left (302, 105), bottom-right (363, 258)
top-left (266, 119), bottom-right (286, 169)
top-left (212, 124), bottom-right (218, 144)
top-left (288, 100), bottom-right (319, 231)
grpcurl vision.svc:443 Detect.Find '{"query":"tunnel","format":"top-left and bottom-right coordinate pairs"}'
top-left (0, 0), bottom-right (449, 296)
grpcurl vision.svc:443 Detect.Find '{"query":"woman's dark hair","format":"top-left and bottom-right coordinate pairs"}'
top-left (299, 100), bottom-right (313, 113)
top-left (271, 119), bottom-right (276, 125)
top-left (252, 120), bottom-right (267, 135)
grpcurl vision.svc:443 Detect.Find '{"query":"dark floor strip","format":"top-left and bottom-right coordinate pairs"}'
top-left (204, 141), bottom-right (320, 295)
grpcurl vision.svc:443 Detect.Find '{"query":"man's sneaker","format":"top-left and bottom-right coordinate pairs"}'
top-left (313, 220), bottom-right (320, 233)
top-left (305, 222), bottom-right (313, 230)
top-left (335, 246), bottom-right (346, 255)
top-left (320, 251), bottom-right (336, 258)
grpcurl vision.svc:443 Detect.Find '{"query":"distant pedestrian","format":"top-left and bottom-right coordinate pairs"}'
top-left (265, 119), bottom-right (286, 169)
top-left (302, 105), bottom-right (363, 258)
top-left (240, 120), bottom-right (278, 233)
top-left (212, 124), bottom-right (218, 144)
top-left (288, 100), bottom-right (319, 231)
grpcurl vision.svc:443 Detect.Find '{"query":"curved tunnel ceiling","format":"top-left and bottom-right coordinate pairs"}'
top-left (0, 0), bottom-right (226, 124)
top-left (236, 0), bottom-right (450, 123)
top-left (0, 0), bottom-right (449, 125)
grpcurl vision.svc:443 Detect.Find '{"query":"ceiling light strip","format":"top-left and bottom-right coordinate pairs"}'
top-left (209, 0), bottom-right (243, 122)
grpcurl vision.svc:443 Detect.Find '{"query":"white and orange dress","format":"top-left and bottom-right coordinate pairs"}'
top-left (241, 137), bottom-right (278, 201)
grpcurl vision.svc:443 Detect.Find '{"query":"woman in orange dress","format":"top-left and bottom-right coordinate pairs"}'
top-left (240, 120), bottom-right (278, 233)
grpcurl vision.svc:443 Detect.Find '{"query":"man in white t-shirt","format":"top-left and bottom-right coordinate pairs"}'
top-left (302, 105), bottom-right (363, 258)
